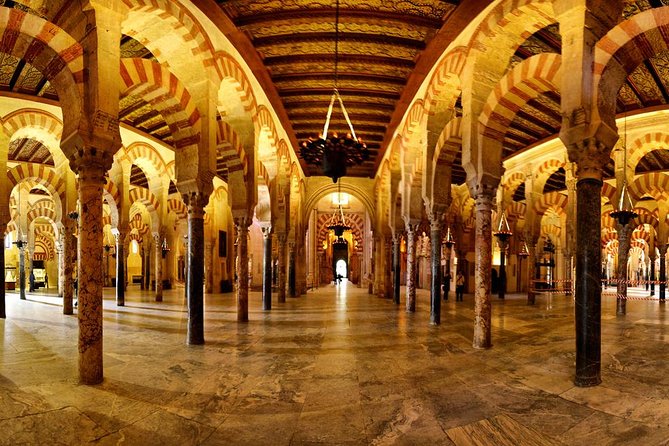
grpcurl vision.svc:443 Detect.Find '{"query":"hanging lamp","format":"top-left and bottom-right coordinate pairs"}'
top-left (611, 108), bottom-right (637, 226)
top-left (326, 181), bottom-right (351, 237)
top-left (299, 0), bottom-right (368, 183)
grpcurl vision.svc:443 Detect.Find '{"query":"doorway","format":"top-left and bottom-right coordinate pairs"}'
top-left (336, 259), bottom-right (348, 279)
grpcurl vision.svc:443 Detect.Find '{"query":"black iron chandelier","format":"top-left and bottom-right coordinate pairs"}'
top-left (326, 181), bottom-right (351, 237)
top-left (299, 0), bottom-right (368, 183)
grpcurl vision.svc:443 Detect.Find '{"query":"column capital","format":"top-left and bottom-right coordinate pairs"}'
top-left (566, 137), bottom-right (615, 182)
top-left (183, 192), bottom-right (208, 219)
top-left (233, 215), bottom-right (251, 230)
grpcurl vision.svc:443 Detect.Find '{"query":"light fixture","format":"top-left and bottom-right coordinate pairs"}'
top-left (299, 0), bottom-right (368, 183)
top-left (161, 238), bottom-right (171, 259)
top-left (326, 181), bottom-right (351, 237)
top-left (443, 226), bottom-right (455, 248)
top-left (610, 108), bottom-right (637, 226)
top-left (517, 240), bottom-right (530, 258)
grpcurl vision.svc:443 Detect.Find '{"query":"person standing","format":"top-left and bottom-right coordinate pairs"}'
top-left (456, 271), bottom-right (465, 302)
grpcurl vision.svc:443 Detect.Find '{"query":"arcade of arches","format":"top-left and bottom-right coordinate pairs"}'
top-left (6, 0), bottom-right (669, 443)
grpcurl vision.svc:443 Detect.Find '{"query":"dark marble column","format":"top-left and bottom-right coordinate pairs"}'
top-left (77, 165), bottom-right (106, 385)
top-left (288, 241), bottom-right (296, 297)
top-left (186, 193), bottom-right (205, 345)
top-left (277, 233), bottom-right (287, 303)
top-left (473, 192), bottom-right (493, 349)
top-left (616, 224), bottom-right (633, 315)
top-left (430, 220), bottom-right (442, 325)
top-left (115, 232), bottom-right (125, 307)
top-left (235, 216), bottom-right (250, 321)
top-left (145, 241), bottom-right (151, 291)
top-left (18, 245), bottom-right (25, 300)
top-left (646, 257), bottom-right (650, 292)
top-left (660, 245), bottom-right (667, 303)
top-left (392, 234), bottom-right (400, 305)
top-left (443, 242), bottom-right (453, 301)
top-left (497, 239), bottom-right (508, 300)
top-left (526, 242), bottom-right (536, 305)
top-left (139, 245), bottom-right (145, 291)
top-left (0, 231), bottom-right (5, 318)
top-left (405, 224), bottom-right (418, 312)
top-left (384, 237), bottom-right (393, 299)
top-left (650, 254), bottom-right (656, 296)
top-left (154, 234), bottom-right (163, 302)
top-left (63, 220), bottom-right (76, 314)
top-left (262, 227), bottom-right (272, 311)
top-left (574, 178), bottom-right (602, 387)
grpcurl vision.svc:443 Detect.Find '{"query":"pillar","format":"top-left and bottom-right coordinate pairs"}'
top-left (497, 238), bottom-right (508, 300)
top-left (262, 227), bottom-right (272, 311)
top-left (18, 244), bottom-right (25, 300)
top-left (204, 242), bottom-right (213, 294)
top-left (651, 253), bottom-right (656, 296)
top-left (186, 193), bottom-right (206, 345)
top-left (235, 216), bottom-right (250, 321)
top-left (473, 192), bottom-right (493, 349)
top-left (574, 176), bottom-right (604, 386)
top-left (660, 245), bottom-right (667, 303)
top-left (616, 224), bottom-right (633, 315)
top-left (154, 234), bottom-right (163, 302)
top-left (277, 233), bottom-right (287, 303)
top-left (288, 241), bottom-right (296, 297)
top-left (526, 241), bottom-right (537, 305)
top-left (77, 164), bottom-right (106, 385)
top-left (58, 236), bottom-right (64, 296)
top-left (405, 223), bottom-right (417, 312)
top-left (429, 219), bottom-right (442, 325)
top-left (115, 232), bottom-right (125, 307)
top-left (443, 241), bottom-right (453, 301)
top-left (62, 220), bottom-right (76, 313)
top-left (384, 237), bottom-right (393, 299)
top-left (0, 230), bottom-right (5, 318)
top-left (392, 234), bottom-right (401, 305)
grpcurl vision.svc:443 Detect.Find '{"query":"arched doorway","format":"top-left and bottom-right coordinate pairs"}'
top-left (336, 259), bottom-right (347, 279)
top-left (333, 238), bottom-right (348, 282)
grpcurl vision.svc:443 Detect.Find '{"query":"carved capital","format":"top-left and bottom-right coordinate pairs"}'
top-left (566, 137), bottom-right (612, 181)
top-left (183, 192), bottom-right (208, 219)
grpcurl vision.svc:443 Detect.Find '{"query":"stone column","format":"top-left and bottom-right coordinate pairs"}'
top-left (650, 253), bottom-right (656, 296)
top-left (235, 216), bottom-right (250, 321)
top-left (564, 250), bottom-right (573, 295)
top-left (574, 176), bottom-right (604, 386)
top-left (473, 192), bottom-right (493, 349)
top-left (392, 234), bottom-right (400, 305)
top-left (616, 224), bottom-right (633, 315)
top-left (139, 245), bottom-right (145, 291)
top-left (77, 164), bottom-right (106, 385)
top-left (429, 219), bottom-right (442, 325)
top-left (18, 244), bottom-right (25, 300)
top-left (288, 241), bottom-right (296, 297)
top-left (526, 241), bottom-right (537, 305)
top-left (262, 227), bottom-right (272, 311)
top-left (497, 237), bottom-right (508, 300)
top-left (405, 223), bottom-right (418, 312)
top-left (203, 242), bottom-right (213, 294)
top-left (277, 233), bottom-right (287, 303)
top-left (186, 193), bottom-right (206, 345)
top-left (374, 236), bottom-right (385, 298)
top-left (660, 245), bottom-right (667, 303)
top-left (0, 229), bottom-right (5, 318)
top-left (115, 232), bottom-right (125, 306)
top-left (443, 241), bottom-right (453, 301)
top-left (384, 237), bottom-right (393, 299)
top-left (645, 256), bottom-right (650, 292)
top-left (154, 233), bottom-right (163, 302)
top-left (63, 220), bottom-right (76, 314)
top-left (58, 235), bottom-right (64, 296)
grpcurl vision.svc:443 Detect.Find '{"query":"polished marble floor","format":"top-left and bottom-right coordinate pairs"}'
top-left (2, 282), bottom-right (669, 445)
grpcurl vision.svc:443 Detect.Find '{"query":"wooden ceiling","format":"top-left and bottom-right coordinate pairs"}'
top-left (217, 0), bottom-right (460, 178)
top-left (2, 0), bottom-right (669, 193)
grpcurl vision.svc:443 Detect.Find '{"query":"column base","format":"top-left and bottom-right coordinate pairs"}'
top-left (574, 375), bottom-right (601, 387)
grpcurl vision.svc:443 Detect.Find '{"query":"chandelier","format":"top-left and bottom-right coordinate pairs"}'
top-left (326, 181), bottom-right (351, 237)
top-left (610, 108), bottom-right (637, 226)
top-left (299, 0), bottom-right (368, 183)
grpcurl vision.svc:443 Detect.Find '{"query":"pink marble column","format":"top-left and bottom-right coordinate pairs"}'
top-left (154, 233), bottom-right (163, 302)
top-left (235, 216), bottom-right (250, 322)
top-left (277, 233), bottom-right (287, 303)
top-left (473, 192), bottom-right (493, 349)
top-left (63, 219), bottom-right (76, 315)
top-left (186, 193), bottom-right (206, 345)
top-left (616, 223), bottom-right (633, 315)
top-left (77, 165), bottom-right (106, 384)
top-left (405, 224), bottom-right (418, 313)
